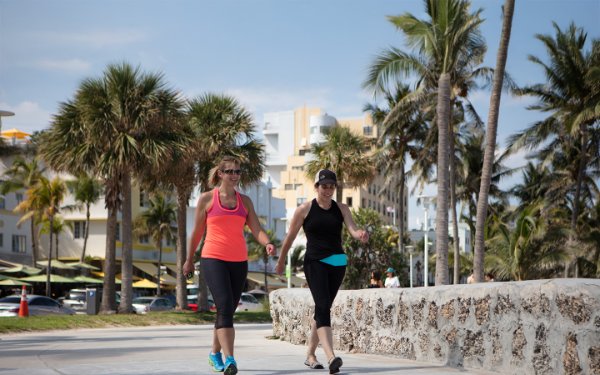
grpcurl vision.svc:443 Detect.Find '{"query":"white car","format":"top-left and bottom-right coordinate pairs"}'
top-left (58, 289), bottom-right (87, 314)
top-left (0, 295), bottom-right (76, 317)
top-left (236, 292), bottom-right (263, 312)
top-left (131, 296), bottom-right (174, 314)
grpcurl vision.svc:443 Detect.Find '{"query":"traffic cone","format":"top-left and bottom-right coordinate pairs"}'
top-left (18, 285), bottom-right (29, 318)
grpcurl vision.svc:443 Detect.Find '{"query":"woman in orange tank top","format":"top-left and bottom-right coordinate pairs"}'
top-left (184, 156), bottom-right (276, 375)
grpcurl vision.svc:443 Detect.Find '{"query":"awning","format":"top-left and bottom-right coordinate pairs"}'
top-left (1, 265), bottom-right (42, 275)
top-left (160, 273), bottom-right (177, 285)
top-left (65, 262), bottom-right (101, 271)
top-left (132, 278), bottom-right (158, 289)
top-left (19, 274), bottom-right (78, 283)
top-left (0, 278), bottom-right (31, 286)
top-left (73, 276), bottom-right (103, 284)
top-left (164, 263), bottom-right (179, 274)
top-left (36, 260), bottom-right (76, 270)
top-left (133, 262), bottom-right (159, 278)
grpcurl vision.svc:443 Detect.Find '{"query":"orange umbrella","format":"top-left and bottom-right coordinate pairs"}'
top-left (1, 128), bottom-right (31, 139)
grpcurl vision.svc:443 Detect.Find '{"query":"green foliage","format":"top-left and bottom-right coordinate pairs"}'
top-left (343, 208), bottom-right (406, 289)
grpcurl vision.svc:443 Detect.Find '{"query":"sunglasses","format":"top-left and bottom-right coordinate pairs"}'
top-left (222, 169), bottom-right (242, 175)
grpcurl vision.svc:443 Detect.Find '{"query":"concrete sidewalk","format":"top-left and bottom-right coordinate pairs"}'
top-left (0, 323), bottom-right (497, 374)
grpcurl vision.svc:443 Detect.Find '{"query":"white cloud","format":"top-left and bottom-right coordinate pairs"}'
top-left (0, 101), bottom-right (52, 133)
top-left (34, 58), bottom-right (91, 73)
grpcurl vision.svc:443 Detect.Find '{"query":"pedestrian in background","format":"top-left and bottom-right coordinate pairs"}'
top-left (384, 267), bottom-right (400, 288)
top-left (276, 169), bottom-right (369, 374)
top-left (183, 156), bottom-right (276, 375)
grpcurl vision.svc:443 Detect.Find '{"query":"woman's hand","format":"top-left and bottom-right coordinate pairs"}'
top-left (183, 260), bottom-right (194, 278)
top-left (266, 243), bottom-right (276, 256)
top-left (358, 229), bottom-right (369, 243)
top-left (275, 259), bottom-right (285, 275)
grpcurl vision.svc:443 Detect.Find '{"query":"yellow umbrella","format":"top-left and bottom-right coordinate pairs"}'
top-left (1, 128), bottom-right (31, 139)
top-left (132, 278), bottom-right (158, 289)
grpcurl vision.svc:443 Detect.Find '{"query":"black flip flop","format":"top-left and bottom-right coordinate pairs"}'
top-left (328, 356), bottom-right (343, 374)
top-left (304, 359), bottom-right (325, 369)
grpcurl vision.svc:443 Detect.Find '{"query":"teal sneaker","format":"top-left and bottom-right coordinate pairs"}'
top-left (224, 355), bottom-right (238, 375)
top-left (208, 352), bottom-right (225, 372)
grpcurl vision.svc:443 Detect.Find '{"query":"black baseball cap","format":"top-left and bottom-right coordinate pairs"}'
top-left (314, 169), bottom-right (337, 185)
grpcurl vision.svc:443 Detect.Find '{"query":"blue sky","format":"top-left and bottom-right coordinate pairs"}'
top-left (1, 0), bottom-right (598, 229)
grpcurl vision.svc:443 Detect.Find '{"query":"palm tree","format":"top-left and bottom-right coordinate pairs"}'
top-left (186, 93), bottom-right (266, 311)
top-left (39, 215), bottom-right (70, 260)
top-left (134, 191), bottom-right (177, 296)
top-left (0, 157), bottom-right (45, 266)
top-left (364, 0), bottom-right (486, 285)
top-left (15, 176), bottom-right (66, 296)
top-left (364, 83), bottom-right (426, 254)
top-left (40, 62), bottom-right (189, 313)
top-left (64, 173), bottom-right (103, 262)
top-left (507, 22), bottom-right (600, 277)
top-left (305, 126), bottom-right (375, 203)
top-left (473, 0), bottom-right (516, 283)
top-left (247, 229), bottom-right (280, 291)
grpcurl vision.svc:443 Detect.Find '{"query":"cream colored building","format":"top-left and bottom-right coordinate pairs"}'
top-left (262, 106), bottom-right (408, 238)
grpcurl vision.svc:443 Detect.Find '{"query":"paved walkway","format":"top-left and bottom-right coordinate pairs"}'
top-left (0, 323), bottom-right (497, 374)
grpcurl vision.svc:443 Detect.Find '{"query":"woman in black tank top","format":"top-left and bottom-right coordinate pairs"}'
top-left (275, 169), bottom-right (369, 374)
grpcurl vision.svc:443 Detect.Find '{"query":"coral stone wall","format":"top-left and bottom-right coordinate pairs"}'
top-left (270, 279), bottom-right (600, 374)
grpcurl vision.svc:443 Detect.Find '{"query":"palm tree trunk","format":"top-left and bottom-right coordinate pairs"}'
top-left (119, 170), bottom-right (133, 313)
top-left (398, 167), bottom-right (406, 253)
top-left (567, 130), bottom-right (588, 277)
top-left (30, 219), bottom-right (38, 266)
top-left (474, 0), bottom-right (515, 282)
top-left (449, 111), bottom-right (461, 285)
top-left (100, 205), bottom-right (117, 314)
top-left (175, 189), bottom-right (189, 310)
top-left (46, 216), bottom-right (54, 297)
top-left (435, 73), bottom-right (451, 286)
top-left (80, 203), bottom-right (91, 262)
top-left (157, 241), bottom-right (163, 296)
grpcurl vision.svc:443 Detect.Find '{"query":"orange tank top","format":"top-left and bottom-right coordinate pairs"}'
top-left (201, 188), bottom-right (249, 261)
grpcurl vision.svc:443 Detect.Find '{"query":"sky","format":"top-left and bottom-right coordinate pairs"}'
top-left (0, 0), bottom-right (599, 229)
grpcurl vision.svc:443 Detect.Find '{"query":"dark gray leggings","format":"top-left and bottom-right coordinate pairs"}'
top-left (201, 258), bottom-right (248, 329)
top-left (304, 259), bottom-right (346, 328)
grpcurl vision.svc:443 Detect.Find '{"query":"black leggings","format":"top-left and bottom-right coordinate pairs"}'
top-left (201, 258), bottom-right (248, 329)
top-left (304, 259), bottom-right (346, 328)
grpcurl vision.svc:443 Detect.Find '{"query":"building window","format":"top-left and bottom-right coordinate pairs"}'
top-left (73, 221), bottom-right (86, 239)
top-left (363, 126), bottom-right (373, 136)
top-left (166, 235), bottom-right (175, 247)
top-left (139, 234), bottom-right (149, 244)
top-left (299, 149), bottom-right (306, 156)
top-left (296, 197), bottom-right (306, 207)
top-left (0, 233), bottom-right (3, 247)
top-left (362, 198), bottom-right (366, 208)
top-left (16, 193), bottom-right (23, 204)
top-left (116, 223), bottom-right (121, 241)
top-left (284, 184), bottom-right (294, 190)
top-left (346, 197), bottom-right (353, 207)
top-left (12, 235), bottom-right (26, 253)
top-left (0, 197), bottom-right (5, 209)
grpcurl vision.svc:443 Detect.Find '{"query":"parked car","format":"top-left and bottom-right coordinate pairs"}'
top-left (236, 292), bottom-right (263, 312)
top-left (0, 295), bottom-right (76, 317)
top-left (58, 289), bottom-right (87, 313)
top-left (187, 295), bottom-right (216, 312)
top-left (131, 296), bottom-right (174, 314)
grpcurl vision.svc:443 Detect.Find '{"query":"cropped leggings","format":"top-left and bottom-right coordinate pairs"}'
top-left (201, 258), bottom-right (248, 329)
top-left (304, 258), bottom-right (346, 328)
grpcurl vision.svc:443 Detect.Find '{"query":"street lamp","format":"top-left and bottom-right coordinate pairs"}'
top-left (417, 195), bottom-right (435, 287)
top-left (405, 245), bottom-right (414, 288)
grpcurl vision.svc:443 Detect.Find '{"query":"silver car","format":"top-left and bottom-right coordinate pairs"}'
top-left (131, 296), bottom-right (174, 314)
top-left (0, 295), bottom-right (76, 317)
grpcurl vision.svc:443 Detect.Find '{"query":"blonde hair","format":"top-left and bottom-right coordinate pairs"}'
top-left (208, 156), bottom-right (241, 187)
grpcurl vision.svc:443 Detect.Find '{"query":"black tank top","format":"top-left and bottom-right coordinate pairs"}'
top-left (303, 199), bottom-right (344, 261)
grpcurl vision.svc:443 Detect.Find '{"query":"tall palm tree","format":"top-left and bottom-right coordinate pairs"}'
top-left (247, 229), bottom-right (281, 292)
top-left (186, 93), bottom-right (266, 311)
top-left (0, 157), bottom-right (45, 266)
top-left (473, 0), bottom-right (515, 283)
top-left (64, 173), bottom-right (103, 262)
top-left (507, 22), bottom-right (600, 277)
top-left (15, 176), bottom-right (66, 296)
top-left (364, 0), bottom-right (486, 285)
top-left (134, 192), bottom-right (177, 296)
top-left (364, 84), bottom-right (426, 254)
top-left (305, 125), bottom-right (375, 203)
top-left (40, 62), bottom-right (189, 313)
top-left (39, 215), bottom-right (70, 260)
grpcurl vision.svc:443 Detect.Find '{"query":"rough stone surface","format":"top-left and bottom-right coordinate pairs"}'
top-left (271, 279), bottom-right (600, 375)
